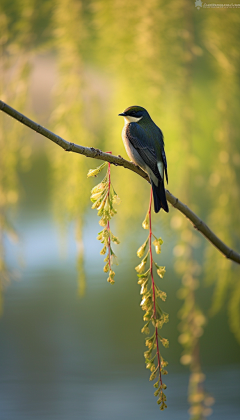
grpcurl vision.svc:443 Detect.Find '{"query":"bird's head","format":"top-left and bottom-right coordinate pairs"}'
top-left (118, 105), bottom-right (151, 124)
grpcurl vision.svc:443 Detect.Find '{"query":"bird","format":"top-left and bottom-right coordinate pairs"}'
top-left (118, 105), bottom-right (169, 213)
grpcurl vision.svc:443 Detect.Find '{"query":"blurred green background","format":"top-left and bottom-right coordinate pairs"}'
top-left (0, 0), bottom-right (240, 419)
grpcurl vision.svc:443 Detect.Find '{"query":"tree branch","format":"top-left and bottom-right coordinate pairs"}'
top-left (1, 100), bottom-right (239, 265)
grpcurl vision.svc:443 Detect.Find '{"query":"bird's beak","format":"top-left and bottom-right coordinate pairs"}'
top-left (118, 112), bottom-right (126, 116)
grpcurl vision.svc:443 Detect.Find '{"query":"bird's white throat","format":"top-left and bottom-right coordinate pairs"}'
top-left (123, 115), bottom-right (143, 124)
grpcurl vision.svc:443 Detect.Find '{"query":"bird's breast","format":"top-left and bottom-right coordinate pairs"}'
top-left (121, 125), bottom-right (134, 160)
top-left (121, 124), bottom-right (147, 171)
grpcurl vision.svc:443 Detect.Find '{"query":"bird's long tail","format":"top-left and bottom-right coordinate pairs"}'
top-left (151, 180), bottom-right (169, 213)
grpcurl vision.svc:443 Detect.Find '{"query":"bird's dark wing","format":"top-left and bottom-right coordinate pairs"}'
top-left (125, 122), bottom-right (161, 180)
top-left (161, 147), bottom-right (168, 184)
top-left (157, 127), bottom-right (168, 184)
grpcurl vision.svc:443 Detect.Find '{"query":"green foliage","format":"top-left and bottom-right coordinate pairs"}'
top-left (136, 194), bottom-right (168, 410)
top-left (88, 161), bottom-right (120, 284)
top-left (89, 168), bottom-right (169, 408)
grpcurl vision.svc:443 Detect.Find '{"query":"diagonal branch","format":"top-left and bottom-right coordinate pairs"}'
top-left (1, 99), bottom-right (239, 265)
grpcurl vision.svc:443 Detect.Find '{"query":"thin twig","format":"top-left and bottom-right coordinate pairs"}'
top-left (1, 100), bottom-right (239, 265)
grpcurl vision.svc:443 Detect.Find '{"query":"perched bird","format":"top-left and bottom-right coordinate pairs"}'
top-left (119, 105), bottom-right (169, 213)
